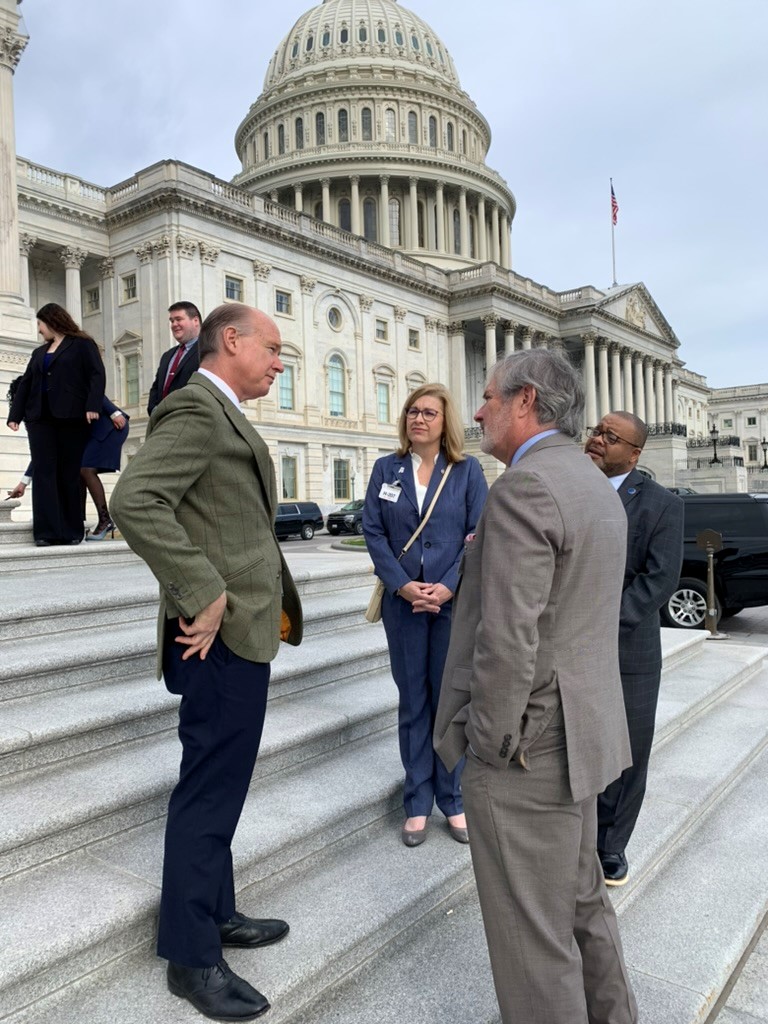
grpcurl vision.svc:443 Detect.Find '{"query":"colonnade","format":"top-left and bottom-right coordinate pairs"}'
top-left (580, 332), bottom-right (676, 428)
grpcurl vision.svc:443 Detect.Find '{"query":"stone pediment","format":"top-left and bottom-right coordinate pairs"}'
top-left (597, 283), bottom-right (679, 347)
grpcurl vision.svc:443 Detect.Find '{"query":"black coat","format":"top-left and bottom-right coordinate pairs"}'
top-left (147, 342), bottom-right (200, 414)
top-left (8, 335), bottom-right (105, 423)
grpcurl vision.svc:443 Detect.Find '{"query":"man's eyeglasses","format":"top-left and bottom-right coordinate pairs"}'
top-left (406, 407), bottom-right (442, 422)
top-left (586, 426), bottom-right (640, 448)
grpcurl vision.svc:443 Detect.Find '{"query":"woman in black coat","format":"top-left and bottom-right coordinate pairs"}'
top-left (7, 303), bottom-right (105, 546)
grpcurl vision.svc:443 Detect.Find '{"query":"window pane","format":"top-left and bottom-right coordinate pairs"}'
top-left (328, 356), bottom-right (346, 416)
top-left (361, 107), bottom-right (372, 141)
top-left (279, 366), bottom-right (294, 410)
top-left (389, 198), bottom-right (401, 246)
top-left (333, 459), bottom-right (350, 501)
top-left (275, 290), bottom-right (292, 315)
top-left (316, 112), bottom-right (325, 145)
top-left (278, 124), bottom-right (285, 155)
top-left (281, 456), bottom-right (297, 499)
top-left (385, 108), bottom-right (396, 143)
top-left (339, 198), bottom-right (351, 232)
top-left (363, 197), bottom-right (378, 242)
top-left (225, 277), bottom-right (242, 301)
top-left (295, 117), bottom-right (304, 149)
top-left (125, 353), bottom-right (139, 406)
top-left (377, 382), bottom-right (390, 423)
top-left (338, 108), bottom-right (349, 142)
top-left (408, 111), bottom-right (418, 144)
top-left (375, 319), bottom-right (388, 341)
top-left (428, 116), bottom-right (437, 148)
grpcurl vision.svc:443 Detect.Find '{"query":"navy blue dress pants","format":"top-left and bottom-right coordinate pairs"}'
top-left (157, 621), bottom-right (269, 967)
top-left (382, 592), bottom-right (464, 818)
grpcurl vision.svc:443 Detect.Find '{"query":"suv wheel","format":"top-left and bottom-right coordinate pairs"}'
top-left (354, 521), bottom-right (364, 536)
top-left (661, 577), bottom-right (721, 629)
top-left (300, 524), bottom-right (315, 541)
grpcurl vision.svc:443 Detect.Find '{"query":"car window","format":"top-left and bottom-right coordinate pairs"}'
top-left (684, 502), bottom-right (767, 537)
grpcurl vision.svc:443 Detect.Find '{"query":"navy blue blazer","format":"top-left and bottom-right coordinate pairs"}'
top-left (363, 450), bottom-right (488, 596)
top-left (8, 334), bottom-right (105, 424)
top-left (147, 341), bottom-right (200, 414)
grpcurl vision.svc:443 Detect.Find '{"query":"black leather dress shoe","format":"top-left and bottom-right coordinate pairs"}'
top-left (599, 850), bottom-right (629, 887)
top-left (167, 958), bottom-right (269, 1020)
top-left (219, 911), bottom-right (289, 948)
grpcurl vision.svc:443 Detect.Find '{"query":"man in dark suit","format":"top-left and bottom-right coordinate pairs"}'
top-left (586, 411), bottom-right (684, 887)
top-left (434, 351), bottom-right (637, 1024)
top-left (112, 303), bottom-right (303, 1022)
top-left (146, 300), bottom-right (202, 414)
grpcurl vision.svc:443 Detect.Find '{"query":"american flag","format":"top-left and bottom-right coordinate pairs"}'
top-left (611, 182), bottom-right (619, 225)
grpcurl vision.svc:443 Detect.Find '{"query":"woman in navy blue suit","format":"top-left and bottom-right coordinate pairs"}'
top-left (363, 384), bottom-right (488, 847)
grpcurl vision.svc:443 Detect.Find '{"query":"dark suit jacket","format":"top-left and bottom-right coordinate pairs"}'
top-left (434, 434), bottom-right (632, 803)
top-left (617, 469), bottom-right (684, 674)
top-left (8, 335), bottom-right (105, 423)
top-left (362, 450), bottom-right (488, 595)
top-left (111, 373), bottom-right (303, 678)
top-left (147, 341), bottom-right (200, 414)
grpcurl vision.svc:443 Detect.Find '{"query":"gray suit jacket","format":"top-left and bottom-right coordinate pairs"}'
top-left (434, 433), bottom-right (632, 803)
top-left (112, 373), bottom-right (302, 678)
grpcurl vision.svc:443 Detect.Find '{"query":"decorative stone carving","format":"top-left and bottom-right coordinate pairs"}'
top-left (134, 242), bottom-right (154, 265)
top-left (199, 242), bottom-right (220, 265)
top-left (435, 320), bottom-right (449, 334)
top-left (18, 234), bottom-right (36, 257)
top-left (0, 25), bottom-right (28, 71)
top-left (253, 261), bottom-right (272, 281)
top-left (300, 275), bottom-right (316, 294)
top-left (153, 235), bottom-right (172, 258)
top-left (359, 295), bottom-right (373, 311)
top-left (625, 293), bottom-right (647, 329)
top-left (60, 246), bottom-right (87, 269)
top-left (447, 320), bottom-right (465, 335)
top-left (100, 258), bottom-right (115, 279)
top-left (176, 235), bottom-right (198, 259)
top-left (481, 313), bottom-right (498, 329)
top-left (424, 317), bottom-right (437, 331)
top-left (394, 307), bottom-right (407, 322)
top-left (581, 330), bottom-right (598, 346)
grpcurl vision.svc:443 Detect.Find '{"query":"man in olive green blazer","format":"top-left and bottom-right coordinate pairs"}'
top-left (111, 303), bottom-right (302, 1022)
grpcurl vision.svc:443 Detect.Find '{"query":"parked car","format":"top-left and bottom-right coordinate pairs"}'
top-left (667, 486), bottom-right (697, 495)
top-left (661, 493), bottom-right (768, 629)
top-left (326, 499), bottom-right (365, 536)
top-left (274, 502), bottom-right (324, 541)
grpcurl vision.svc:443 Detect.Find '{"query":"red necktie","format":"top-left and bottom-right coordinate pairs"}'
top-left (162, 345), bottom-right (186, 399)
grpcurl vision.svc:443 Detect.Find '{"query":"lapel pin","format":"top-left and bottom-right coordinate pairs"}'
top-left (627, 487), bottom-right (637, 495)
top-left (398, 467), bottom-right (404, 474)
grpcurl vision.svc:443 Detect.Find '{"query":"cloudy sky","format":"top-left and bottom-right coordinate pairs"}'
top-left (12, 0), bottom-right (766, 388)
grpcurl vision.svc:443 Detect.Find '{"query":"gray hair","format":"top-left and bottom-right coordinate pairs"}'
top-left (491, 348), bottom-right (584, 437)
top-left (198, 303), bottom-right (259, 361)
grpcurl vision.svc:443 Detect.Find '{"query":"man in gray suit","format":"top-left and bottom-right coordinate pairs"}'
top-left (586, 412), bottom-right (684, 886)
top-left (434, 350), bottom-right (638, 1024)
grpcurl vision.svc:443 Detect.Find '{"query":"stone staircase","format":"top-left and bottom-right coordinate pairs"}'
top-left (0, 545), bottom-right (766, 1024)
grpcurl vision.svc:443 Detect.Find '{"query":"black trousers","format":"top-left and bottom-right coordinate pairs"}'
top-left (157, 621), bottom-right (270, 966)
top-left (26, 417), bottom-right (89, 543)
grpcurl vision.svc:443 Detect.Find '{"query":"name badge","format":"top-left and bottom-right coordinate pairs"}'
top-left (379, 483), bottom-right (401, 503)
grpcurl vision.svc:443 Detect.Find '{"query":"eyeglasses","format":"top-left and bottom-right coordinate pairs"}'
top-left (586, 426), bottom-right (641, 448)
top-left (406, 406), bottom-right (442, 422)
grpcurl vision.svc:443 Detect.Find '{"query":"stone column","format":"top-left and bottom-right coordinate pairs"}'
top-left (597, 338), bottom-right (610, 418)
top-left (622, 348), bottom-right (634, 413)
top-left (664, 365), bottom-right (674, 425)
top-left (435, 181), bottom-right (446, 253)
top-left (535, 333), bottom-right (548, 350)
top-left (610, 342), bottom-right (622, 410)
top-left (350, 176), bottom-right (361, 236)
top-left (482, 314), bottom-right (498, 374)
top-left (18, 233), bottom-right (35, 306)
top-left (301, 275), bottom-right (319, 423)
top-left (100, 258), bottom-right (117, 395)
top-left (294, 184), bottom-right (303, 213)
top-left (633, 355), bottom-right (645, 425)
top-left (459, 187), bottom-right (469, 258)
top-left (321, 178), bottom-right (331, 223)
top-left (503, 320), bottom-right (516, 356)
top-left (409, 177), bottom-right (419, 249)
top-left (644, 357), bottom-right (655, 425)
top-left (252, 260), bottom-right (272, 311)
top-left (0, 6), bottom-right (27, 303)
top-left (500, 211), bottom-right (511, 268)
top-left (491, 204), bottom-right (501, 264)
top-left (448, 321), bottom-right (469, 423)
top-left (477, 195), bottom-right (488, 261)
top-left (582, 332), bottom-right (598, 428)
top-left (379, 176), bottom-right (390, 247)
top-left (655, 361), bottom-right (665, 426)
top-left (60, 246), bottom-right (87, 322)
top-left (520, 326), bottom-right (533, 350)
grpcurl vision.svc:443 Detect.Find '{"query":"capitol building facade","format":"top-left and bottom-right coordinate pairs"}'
top-left (1, 0), bottom-right (765, 503)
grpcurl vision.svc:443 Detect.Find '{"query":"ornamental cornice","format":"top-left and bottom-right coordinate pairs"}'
top-left (60, 246), bottom-right (87, 269)
top-left (17, 191), bottom-right (107, 228)
top-left (0, 25), bottom-right (28, 71)
top-left (593, 308), bottom-right (678, 349)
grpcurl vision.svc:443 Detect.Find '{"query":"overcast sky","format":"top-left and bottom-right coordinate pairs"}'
top-left (12, 0), bottom-right (766, 389)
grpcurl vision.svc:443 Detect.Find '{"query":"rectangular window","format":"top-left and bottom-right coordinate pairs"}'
top-left (333, 459), bottom-right (350, 501)
top-left (408, 328), bottom-right (420, 350)
top-left (377, 382), bottom-right (390, 423)
top-left (275, 290), bottom-right (292, 315)
top-left (722, 418), bottom-right (733, 429)
top-left (747, 416), bottom-right (757, 426)
top-left (375, 319), bottom-right (388, 341)
top-left (281, 456), bottom-right (298, 499)
top-left (85, 286), bottom-right (100, 313)
top-left (124, 353), bottom-right (140, 406)
top-left (121, 273), bottom-right (137, 302)
top-left (225, 275), bottom-right (243, 301)
top-left (748, 444), bottom-right (758, 462)
top-left (279, 365), bottom-right (295, 410)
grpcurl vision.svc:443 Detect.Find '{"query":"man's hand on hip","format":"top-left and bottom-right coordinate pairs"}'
top-left (176, 592), bottom-right (227, 661)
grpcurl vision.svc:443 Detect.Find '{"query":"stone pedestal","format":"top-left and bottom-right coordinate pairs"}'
top-left (0, 497), bottom-right (34, 545)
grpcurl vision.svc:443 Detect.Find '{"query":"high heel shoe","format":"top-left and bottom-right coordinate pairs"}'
top-left (86, 504), bottom-right (115, 541)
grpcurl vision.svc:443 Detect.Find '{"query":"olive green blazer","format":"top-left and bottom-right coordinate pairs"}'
top-left (111, 373), bottom-right (302, 678)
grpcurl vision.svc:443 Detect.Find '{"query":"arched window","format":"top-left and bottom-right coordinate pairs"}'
top-left (277, 124), bottom-right (285, 155)
top-left (385, 108), bottom-right (396, 143)
top-left (305, 35), bottom-right (314, 52)
top-left (428, 116), bottom-right (437, 148)
top-left (361, 107), bottom-right (372, 141)
top-left (411, 33), bottom-right (420, 51)
top-left (340, 26), bottom-right (349, 43)
top-left (338, 108), bottom-right (349, 143)
top-left (446, 122), bottom-right (454, 151)
top-left (328, 355), bottom-right (346, 417)
top-left (291, 40), bottom-right (299, 58)
top-left (388, 198), bottom-right (401, 246)
top-left (263, 132), bottom-right (270, 159)
top-left (469, 214), bottom-right (476, 258)
top-left (408, 110), bottom-right (418, 144)
top-left (358, 23), bottom-right (368, 43)
top-left (363, 197), bottom-right (378, 241)
top-left (377, 26), bottom-right (386, 43)
top-left (314, 201), bottom-right (322, 220)
top-left (321, 28), bottom-right (331, 47)
top-left (453, 209), bottom-right (461, 254)
top-left (417, 201), bottom-right (426, 248)
top-left (462, 129), bottom-right (468, 154)
top-left (315, 112), bottom-right (325, 145)
top-left (395, 28), bottom-right (404, 46)
top-left (425, 39), bottom-right (434, 57)
top-left (295, 117), bottom-right (304, 150)
top-left (339, 198), bottom-right (351, 232)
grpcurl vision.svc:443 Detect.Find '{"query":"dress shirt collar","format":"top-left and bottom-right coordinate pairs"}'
top-left (197, 367), bottom-right (241, 409)
top-left (511, 429), bottom-right (560, 465)
top-left (609, 470), bottom-right (632, 491)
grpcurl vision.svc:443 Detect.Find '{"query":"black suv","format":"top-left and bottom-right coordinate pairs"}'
top-left (326, 499), bottom-right (365, 536)
top-left (661, 493), bottom-right (768, 629)
top-left (274, 502), bottom-right (324, 541)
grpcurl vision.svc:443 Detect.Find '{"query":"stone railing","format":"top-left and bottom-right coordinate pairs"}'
top-left (678, 455), bottom-right (745, 470)
top-left (647, 422), bottom-right (688, 438)
top-left (17, 158), bottom-right (108, 206)
top-left (686, 435), bottom-right (741, 449)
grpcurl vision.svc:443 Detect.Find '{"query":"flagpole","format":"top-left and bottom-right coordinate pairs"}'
top-left (610, 178), bottom-right (618, 286)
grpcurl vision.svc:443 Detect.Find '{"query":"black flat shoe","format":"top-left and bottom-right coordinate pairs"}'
top-left (220, 911), bottom-right (289, 948)
top-left (167, 958), bottom-right (269, 1020)
top-left (447, 823), bottom-right (469, 844)
top-left (599, 850), bottom-right (629, 887)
